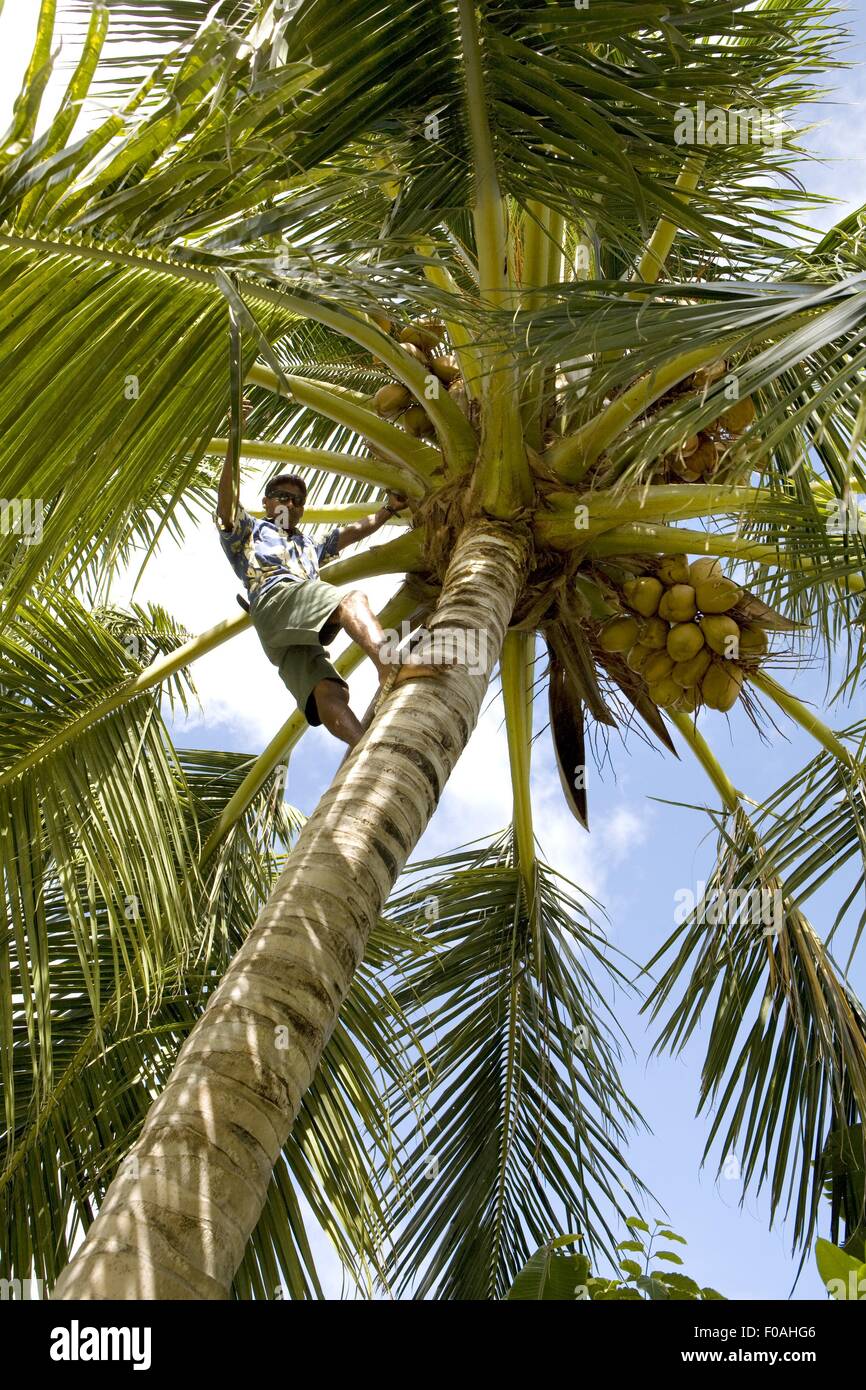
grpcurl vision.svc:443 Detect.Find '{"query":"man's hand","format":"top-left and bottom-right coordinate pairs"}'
top-left (332, 491), bottom-right (411, 554)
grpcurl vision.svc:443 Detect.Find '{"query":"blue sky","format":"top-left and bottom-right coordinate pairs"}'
top-left (3, 0), bottom-right (866, 1299)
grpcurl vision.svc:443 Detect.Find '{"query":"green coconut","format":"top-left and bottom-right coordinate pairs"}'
top-left (720, 396), bottom-right (756, 433)
top-left (399, 323), bottom-right (442, 351)
top-left (639, 616), bottom-right (669, 651)
top-left (701, 614), bottom-right (741, 657)
top-left (599, 616), bottom-right (640, 653)
top-left (674, 687), bottom-right (700, 713)
top-left (672, 648), bottom-right (712, 688)
top-left (688, 557), bottom-right (722, 586)
top-left (657, 555), bottom-right (690, 586)
top-left (702, 661), bottom-right (744, 712)
top-left (667, 622), bottom-right (705, 662)
top-left (374, 383), bottom-right (412, 417)
top-left (695, 576), bottom-right (741, 614)
top-left (738, 625), bottom-right (768, 656)
top-left (401, 404), bottom-right (435, 436)
top-left (644, 651), bottom-right (674, 684)
top-left (430, 355), bottom-right (461, 385)
top-left (658, 584), bottom-right (697, 623)
top-left (622, 576), bottom-right (663, 617)
top-left (627, 643), bottom-right (654, 674)
top-left (648, 676), bottom-right (681, 709)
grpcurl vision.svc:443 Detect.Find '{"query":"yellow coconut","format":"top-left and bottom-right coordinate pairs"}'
top-left (627, 644), bottom-right (654, 674)
top-left (692, 359), bottom-right (727, 390)
top-left (688, 557), bottom-right (722, 586)
top-left (720, 397), bottom-right (756, 433)
top-left (658, 584), bottom-right (697, 623)
top-left (738, 625), bottom-right (768, 656)
top-left (657, 555), bottom-right (690, 586)
top-left (430, 355), bottom-right (461, 385)
top-left (622, 576), bottom-right (663, 617)
top-left (399, 341), bottom-right (427, 364)
top-left (672, 648), bottom-right (712, 688)
top-left (700, 614), bottom-right (741, 657)
top-left (702, 661), bottom-right (743, 711)
top-left (648, 676), bottom-right (681, 709)
top-left (374, 383), bottom-right (413, 417)
top-left (639, 616), bottom-right (669, 650)
top-left (644, 651), bottom-right (674, 684)
top-left (399, 324), bottom-right (441, 351)
top-left (695, 576), bottom-right (741, 613)
top-left (689, 438), bottom-right (719, 477)
top-left (401, 404), bottom-right (435, 436)
top-left (667, 622), bottom-right (705, 662)
top-left (673, 686), bottom-right (700, 713)
top-left (599, 616), bottom-right (641, 653)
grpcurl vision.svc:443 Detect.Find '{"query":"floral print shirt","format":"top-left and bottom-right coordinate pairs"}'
top-left (216, 504), bottom-right (341, 606)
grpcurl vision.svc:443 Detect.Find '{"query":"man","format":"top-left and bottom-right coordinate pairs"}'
top-left (216, 441), bottom-right (414, 749)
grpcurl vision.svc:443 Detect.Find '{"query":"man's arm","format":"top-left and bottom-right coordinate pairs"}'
top-left (216, 396), bottom-right (251, 530)
top-left (332, 492), bottom-right (409, 554)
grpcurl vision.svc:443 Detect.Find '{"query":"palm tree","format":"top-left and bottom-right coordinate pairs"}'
top-left (1, 0), bottom-right (865, 1299)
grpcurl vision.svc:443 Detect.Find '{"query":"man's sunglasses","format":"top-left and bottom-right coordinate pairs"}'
top-left (267, 490), bottom-right (305, 505)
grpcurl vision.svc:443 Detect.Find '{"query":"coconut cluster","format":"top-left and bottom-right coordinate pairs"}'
top-left (369, 315), bottom-right (463, 438)
top-left (646, 359), bottom-right (757, 484)
top-left (598, 555), bottom-right (769, 713)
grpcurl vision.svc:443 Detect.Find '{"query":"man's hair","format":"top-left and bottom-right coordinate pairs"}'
top-left (264, 472), bottom-right (307, 501)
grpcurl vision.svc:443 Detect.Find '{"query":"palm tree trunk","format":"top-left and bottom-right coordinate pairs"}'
top-left (52, 518), bottom-right (531, 1299)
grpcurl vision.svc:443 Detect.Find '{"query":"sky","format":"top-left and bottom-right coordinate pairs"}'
top-left (3, 0), bottom-right (866, 1301)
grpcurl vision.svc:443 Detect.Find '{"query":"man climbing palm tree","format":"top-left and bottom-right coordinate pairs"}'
top-left (216, 440), bottom-right (410, 748)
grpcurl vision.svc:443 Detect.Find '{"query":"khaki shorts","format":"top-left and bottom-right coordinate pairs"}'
top-left (250, 579), bottom-right (348, 726)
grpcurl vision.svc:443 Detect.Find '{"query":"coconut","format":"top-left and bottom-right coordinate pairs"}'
top-left (639, 616), bottom-right (669, 650)
top-left (658, 584), bottom-right (697, 623)
top-left (672, 648), bottom-right (712, 688)
top-left (599, 616), bottom-right (640, 653)
top-left (692, 359), bottom-right (727, 390)
top-left (401, 404), bottom-right (435, 436)
top-left (702, 661), bottom-right (743, 712)
top-left (679, 435), bottom-right (700, 459)
top-left (622, 576), bottom-right (663, 617)
top-left (701, 614), bottom-right (740, 657)
top-left (720, 397), bottom-right (756, 433)
top-left (673, 686), bottom-right (700, 713)
top-left (644, 651), bottom-right (674, 684)
top-left (369, 310), bottom-right (393, 334)
top-left (374, 383), bottom-right (413, 417)
top-left (738, 625), bottom-right (768, 656)
top-left (695, 576), bottom-right (741, 613)
top-left (657, 555), bottom-right (690, 586)
top-left (399, 342), bottom-right (427, 364)
top-left (627, 644), bottom-right (654, 674)
top-left (648, 676), bottom-right (681, 709)
top-left (667, 622), bottom-right (705, 662)
top-left (689, 557), bottom-right (722, 586)
top-left (430, 355), bottom-right (461, 385)
top-left (416, 318), bottom-right (447, 342)
top-left (399, 324), bottom-right (441, 351)
top-left (689, 439), bottom-right (719, 476)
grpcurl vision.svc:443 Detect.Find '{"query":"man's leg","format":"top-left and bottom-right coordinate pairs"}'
top-left (312, 677), bottom-right (364, 748)
top-left (330, 590), bottom-right (390, 682)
